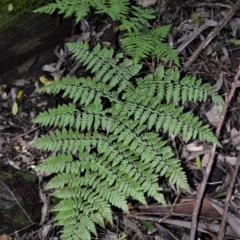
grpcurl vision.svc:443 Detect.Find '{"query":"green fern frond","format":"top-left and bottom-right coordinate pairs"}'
top-left (121, 25), bottom-right (179, 64)
top-left (34, 102), bottom-right (188, 189)
top-left (33, 2), bottom-right (59, 14)
top-left (35, 129), bottom-right (169, 203)
top-left (121, 31), bottom-right (153, 63)
top-left (150, 25), bottom-right (172, 42)
top-left (95, 0), bottom-right (130, 20)
top-left (33, 6), bottom-right (223, 237)
top-left (136, 65), bottom-right (224, 105)
top-left (66, 42), bottom-right (142, 91)
top-left (34, 0), bottom-right (91, 23)
top-left (121, 6), bottom-right (156, 31)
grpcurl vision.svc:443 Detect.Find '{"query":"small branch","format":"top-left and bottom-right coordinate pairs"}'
top-left (217, 155), bottom-right (240, 240)
top-left (177, 20), bottom-right (217, 54)
top-left (183, 0), bottom-right (240, 71)
top-left (190, 65), bottom-right (240, 240)
top-left (9, 126), bottom-right (39, 141)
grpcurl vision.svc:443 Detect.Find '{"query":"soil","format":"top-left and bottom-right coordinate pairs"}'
top-left (0, 12), bottom-right (73, 236)
top-left (0, 14), bottom-right (72, 86)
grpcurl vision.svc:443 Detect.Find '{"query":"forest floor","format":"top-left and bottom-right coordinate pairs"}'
top-left (0, 0), bottom-right (240, 239)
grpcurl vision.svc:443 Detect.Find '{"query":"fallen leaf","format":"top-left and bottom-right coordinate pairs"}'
top-left (102, 41), bottom-right (112, 46)
top-left (1, 92), bottom-right (8, 100)
top-left (10, 87), bottom-right (16, 101)
top-left (218, 154), bottom-right (238, 165)
top-left (201, 153), bottom-right (210, 167)
top-left (17, 90), bottom-right (23, 99)
top-left (206, 103), bottom-right (221, 127)
top-left (0, 84), bottom-right (7, 91)
top-left (42, 64), bottom-right (56, 73)
top-left (213, 72), bottom-right (224, 91)
top-left (211, 202), bottom-right (240, 237)
top-left (39, 76), bottom-right (52, 86)
top-left (13, 146), bottom-right (20, 150)
top-left (230, 127), bottom-right (240, 150)
top-left (185, 142), bottom-right (203, 152)
top-left (12, 101), bottom-right (18, 115)
top-left (196, 155), bottom-right (201, 168)
top-left (8, 3), bottom-right (13, 12)
top-left (0, 234), bottom-right (12, 240)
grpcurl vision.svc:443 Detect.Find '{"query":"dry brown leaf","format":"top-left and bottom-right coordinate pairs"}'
top-left (231, 127), bottom-right (240, 150)
top-left (0, 234), bottom-right (12, 240)
top-left (205, 103), bottom-right (221, 127)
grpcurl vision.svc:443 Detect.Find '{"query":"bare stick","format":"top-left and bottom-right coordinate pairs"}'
top-left (190, 65), bottom-right (240, 240)
top-left (177, 21), bottom-right (217, 54)
top-left (184, 0), bottom-right (240, 71)
top-left (9, 126), bottom-right (39, 141)
top-left (217, 155), bottom-right (240, 240)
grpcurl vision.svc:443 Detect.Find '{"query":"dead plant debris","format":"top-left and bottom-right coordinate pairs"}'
top-left (0, 0), bottom-right (240, 239)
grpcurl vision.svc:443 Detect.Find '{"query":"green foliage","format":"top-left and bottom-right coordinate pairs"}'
top-left (229, 38), bottom-right (240, 46)
top-left (34, 0), bottom-right (131, 23)
top-left (33, 0), bottom-right (177, 64)
top-left (34, 41), bottom-right (223, 240)
top-left (121, 25), bottom-right (179, 64)
top-left (33, 1), bottom-right (223, 239)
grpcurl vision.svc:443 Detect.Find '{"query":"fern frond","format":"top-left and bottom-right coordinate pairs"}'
top-left (121, 6), bottom-right (155, 31)
top-left (121, 25), bottom-right (179, 64)
top-left (136, 65), bottom-right (224, 105)
top-left (37, 77), bottom-right (115, 105)
top-left (150, 25), bottom-right (172, 42)
top-left (33, 103), bottom-right (76, 128)
top-left (34, 100), bottom-right (189, 188)
top-left (32, 8), bottom-right (223, 237)
top-left (33, 2), bottom-right (58, 15)
top-left (95, 0), bottom-right (130, 20)
top-left (67, 42), bottom-right (142, 91)
top-left (121, 31), bottom-right (153, 63)
top-left (34, 0), bottom-right (91, 23)
top-left (154, 42), bottom-right (180, 66)
top-left (113, 98), bottom-right (220, 145)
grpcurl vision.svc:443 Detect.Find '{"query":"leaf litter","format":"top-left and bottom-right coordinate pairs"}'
top-left (0, 0), bottom-right (240, 239)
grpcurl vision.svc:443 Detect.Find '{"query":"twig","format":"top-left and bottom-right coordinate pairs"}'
top-left (9, 126), bottom-right (39, 141)
top-left (217, 155), bottom-right (240, 240)
top-left (177, 20), bottom-right (217, 54)
top-left (184, 0), bottom-right (240, 71)
top-left (190, 65), bottom-right (240, 240)
top-left (159, 194), bottom-right (179, 223)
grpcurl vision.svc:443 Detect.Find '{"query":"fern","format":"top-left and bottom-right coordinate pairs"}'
top-left (34, 0), bottom-right (154, 27)
top-left (121, 6), bottom-right (156, 32)
top-left (35, 0), bottom-right (176, 64)
top-left (94, 0), bottom-right (130, 20)
top-left (34, 41), bottom-right (223, 239)
top-left (35, 0), bottom-right (178, 64)
top-left (33, 1), bottom-right (224, 239)
top-left (122, 25), bottom-right (180, 64)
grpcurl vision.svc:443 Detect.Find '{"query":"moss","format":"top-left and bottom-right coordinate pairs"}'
top-left (1, 171), bottom-right (14, 180)
top-left (20, 171), bottom-right (37, 182)
top-left (8, 203), bottom-right (31, 227)
top-left (0, 9), bottom-right (56, 48)
top-left (0, 0), bottom-right (52, 30)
